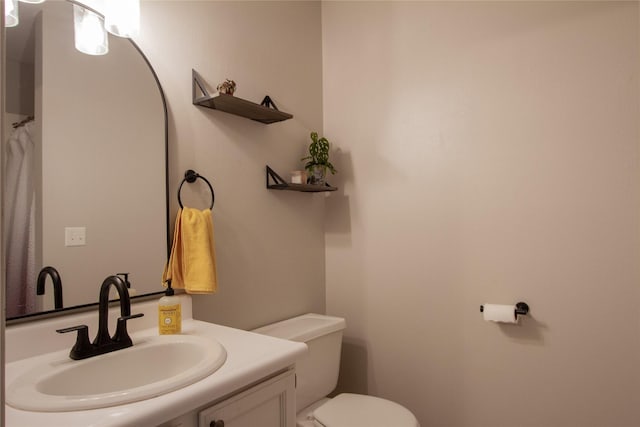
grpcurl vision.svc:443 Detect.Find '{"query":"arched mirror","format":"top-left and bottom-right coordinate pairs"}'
top-left (4, 0), bottom-right (168, 321)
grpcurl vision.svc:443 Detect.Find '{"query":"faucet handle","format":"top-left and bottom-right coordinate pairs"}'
top-left (57, 325), bottom-right (93, 360)
top-left (56, 324), bottom-right (88, 334)
top-left (119, 313), bottom-right (144, 322)
top-left (113, 313), bottom-right (144, 345)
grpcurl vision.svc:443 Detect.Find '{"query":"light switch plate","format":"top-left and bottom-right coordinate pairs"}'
top-left (65, 227), bottom-right (86, 247)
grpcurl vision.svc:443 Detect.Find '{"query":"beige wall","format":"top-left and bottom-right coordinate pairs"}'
top-left (323, 2), bottom-right (640, 426)
top-left (134, 1), bottom-right (326, 330)
top-left (4, 1), bottom-right (636, 424)
top-left (5, 59), bottom-right (34, 116)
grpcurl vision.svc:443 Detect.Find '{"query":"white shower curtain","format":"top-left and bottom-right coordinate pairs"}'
top-left (4, 121), bottom-right (37, 317)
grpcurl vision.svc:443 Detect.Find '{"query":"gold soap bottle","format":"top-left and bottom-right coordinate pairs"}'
top-left (158, 283), bottom-right (181, 335)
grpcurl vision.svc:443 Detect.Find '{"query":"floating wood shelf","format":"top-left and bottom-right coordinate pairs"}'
top-left (192, 70), bottom-right (293, 124)
top-left (266, 166), bottom-right (337, 193)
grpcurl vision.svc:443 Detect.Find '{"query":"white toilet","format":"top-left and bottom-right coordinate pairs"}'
top-left (253, 313), bottom-right (420, 427)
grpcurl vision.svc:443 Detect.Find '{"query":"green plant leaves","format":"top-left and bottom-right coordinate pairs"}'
top-left (302, 132), bottom-right (336, 174)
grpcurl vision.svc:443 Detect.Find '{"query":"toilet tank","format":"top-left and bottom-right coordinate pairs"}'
top-left (253, 313), bottom-right (346, 412)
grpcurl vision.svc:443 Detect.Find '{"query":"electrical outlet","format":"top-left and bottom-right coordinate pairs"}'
top-left (65, 227), bottom-right (86, 247)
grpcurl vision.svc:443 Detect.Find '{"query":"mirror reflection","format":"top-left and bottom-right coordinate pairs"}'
top-left (4, 0), bottom-right (168, 320)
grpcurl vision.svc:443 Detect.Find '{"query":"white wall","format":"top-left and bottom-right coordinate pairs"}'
top-left (323, 2), bottom-right (640, 426)
top-left (134, 1), bottom-right (326, 330)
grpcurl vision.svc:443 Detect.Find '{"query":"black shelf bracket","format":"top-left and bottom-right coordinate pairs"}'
top-left (266, 165), bottom-right (287, 187)
top-left (192, 69), bottom-right (210, 104)
top-left (260, 96), bottom-right (280, 111)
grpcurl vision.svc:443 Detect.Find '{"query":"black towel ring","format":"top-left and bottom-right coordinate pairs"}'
top-left (178, 169), bottom-right (215, 209)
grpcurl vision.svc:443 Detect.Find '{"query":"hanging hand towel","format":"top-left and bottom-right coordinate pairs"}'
top-left (163, 207), bottom-right (218, 294)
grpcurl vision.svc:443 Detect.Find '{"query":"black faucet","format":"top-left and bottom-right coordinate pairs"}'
top-left (36, 266), bottom-right (63, 310)
top-left (56, 275), bottom-right (144, 360)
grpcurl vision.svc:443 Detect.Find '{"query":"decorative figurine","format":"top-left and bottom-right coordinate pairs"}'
top-left (217, 79), bottom-right (237, 95)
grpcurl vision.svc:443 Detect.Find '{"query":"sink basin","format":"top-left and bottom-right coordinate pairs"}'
top-left (6, 334), bottom-right (226, 412)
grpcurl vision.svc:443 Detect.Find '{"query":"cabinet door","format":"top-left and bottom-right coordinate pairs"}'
top-left (198, 370), bottom-right (295, 427)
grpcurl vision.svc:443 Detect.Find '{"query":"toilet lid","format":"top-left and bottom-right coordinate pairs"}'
top-left (313, 393), bottom-right (419, 427)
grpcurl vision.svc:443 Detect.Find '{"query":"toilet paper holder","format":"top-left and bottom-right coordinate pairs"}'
top-left (480, 302), bottom-right (530, 318)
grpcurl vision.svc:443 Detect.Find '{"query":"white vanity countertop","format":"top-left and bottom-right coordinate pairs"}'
top-left (5, 296), bottom-right (307, 427)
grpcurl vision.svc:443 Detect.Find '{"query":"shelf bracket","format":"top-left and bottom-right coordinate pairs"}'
top-left (260, 96), bottom-right (280, 111)
top-left (266, 165), bottom-right (287, 188)
top-left (192, 69), bottom-right (211, 104)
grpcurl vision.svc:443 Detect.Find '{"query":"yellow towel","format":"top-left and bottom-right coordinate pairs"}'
top-left (162, 207), bottom-right (218, 294)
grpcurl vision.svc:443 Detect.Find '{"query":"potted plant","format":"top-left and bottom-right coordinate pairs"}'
top-left (301, 131), bottom-right (337, 185)
top-left (217, 79), bottom-right (236, 95)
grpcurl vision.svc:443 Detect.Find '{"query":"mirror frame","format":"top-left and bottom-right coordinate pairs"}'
top-left (5, 3), bottom-right (170, 324)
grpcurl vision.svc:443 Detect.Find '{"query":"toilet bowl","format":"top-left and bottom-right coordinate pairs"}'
top-left (253, 313), bottom-right (420, 427)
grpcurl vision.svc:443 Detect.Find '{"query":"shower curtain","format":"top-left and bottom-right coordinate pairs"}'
top-left (4, 121), bottom-right (37, 317)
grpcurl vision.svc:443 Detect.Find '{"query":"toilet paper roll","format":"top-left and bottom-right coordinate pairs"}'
top-left (482, 304), bottom-right (517, 323)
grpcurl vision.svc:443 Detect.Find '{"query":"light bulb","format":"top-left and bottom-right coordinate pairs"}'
top-left (5, 0), bottom-right (19, 28)
top-left (18, 0), bottom-right (46, 4)
top-left (105, 0), bottom-right (139, 38)
top-left (73, 5), bottom-right (109, 56)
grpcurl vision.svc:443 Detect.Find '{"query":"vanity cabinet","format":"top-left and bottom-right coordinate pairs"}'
top-left (5, 299), bottom-right (307, 427)
top-left (160, 369), bottom-right (296, 427)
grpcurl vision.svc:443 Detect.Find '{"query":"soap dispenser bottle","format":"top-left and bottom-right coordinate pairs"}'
top-left (158, 280), bottom-right (181, 335)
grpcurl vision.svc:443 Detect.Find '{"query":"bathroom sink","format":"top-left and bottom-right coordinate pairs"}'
top-left (6, 334), bottom-right (227, 412)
